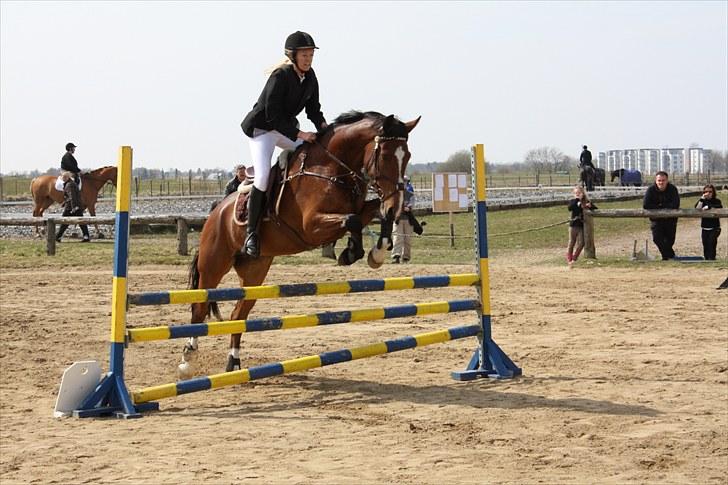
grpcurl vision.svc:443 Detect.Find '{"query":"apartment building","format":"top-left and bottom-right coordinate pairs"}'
top-left (596, 147), bottom-right (710, 174)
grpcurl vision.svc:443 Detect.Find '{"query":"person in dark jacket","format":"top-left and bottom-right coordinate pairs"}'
top-left (56, 180), bottom-right (90, 243)
top-left (224, 165), bottom-right (247, 196)
top-left (566, 185), bottom-right (596, 265)
top-left (643, 171), bottom-right (680, 260)
top-left (695, 184), bottom-right (722, 260)
top-left (57, 142), bottom-right (90, 242)
top-left (239, 31), bottom-right (328, 258)
top-left (579, 145), bottom-right (594, 169)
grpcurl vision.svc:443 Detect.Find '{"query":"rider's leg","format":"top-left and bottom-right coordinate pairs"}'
top-left (56, 224), bottom-right (69, 242)
top-left (245, 130), bottom-right (303, 257)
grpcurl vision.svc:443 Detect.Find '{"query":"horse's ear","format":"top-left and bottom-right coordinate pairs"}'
top-left (404, 116), bottom-right (421, 134)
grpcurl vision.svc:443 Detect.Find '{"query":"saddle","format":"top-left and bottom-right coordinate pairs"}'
top-left (233, 149), bottom-right (297, 225)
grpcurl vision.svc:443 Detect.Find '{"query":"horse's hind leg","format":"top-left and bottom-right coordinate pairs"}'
top-left (226, 255), bottom-right (274, 372)
top-left (179, 249), bottom-right (235, 378)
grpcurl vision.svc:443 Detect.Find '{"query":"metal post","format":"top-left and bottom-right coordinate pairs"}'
top-left (73, 146), bottom-right (157, 418)
top-left (452, 144), bottom-right (521, 380)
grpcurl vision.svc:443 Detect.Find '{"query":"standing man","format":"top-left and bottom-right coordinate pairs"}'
top-left (643, 171), bottom-right (680, 260)
top-left (392, 175), bottom-right (416, 264)
top-left (579, 145), bottom-right (594, 169)
top-left (224, 164), bottom-right (247, 196)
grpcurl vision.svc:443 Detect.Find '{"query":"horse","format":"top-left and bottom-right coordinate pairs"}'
top-left (180, 111), bottom-right (420, 377)
top-left (610, 168), bottom-right (642, 186)
top-left (30, 166), bottom-right (118, 238)
top-left (580, 166), bottom-right (596, 191)
top-left (594, 167), bottom-right (605, 187)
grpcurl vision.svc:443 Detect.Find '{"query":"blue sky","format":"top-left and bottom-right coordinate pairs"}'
top-left (1, 1), bottom-right (726, 173)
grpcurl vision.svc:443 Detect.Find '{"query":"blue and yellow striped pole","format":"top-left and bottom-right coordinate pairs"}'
top-left (127, 273), bottom-right (479, 306)
top-left (74, 146), bottom-right (151, 418)
top-left (451, 144), bottom-right (521, 380)
top-left (133, 324), bottom-right (481, 404)
top-left (127, 299), bottom-right (480, 343)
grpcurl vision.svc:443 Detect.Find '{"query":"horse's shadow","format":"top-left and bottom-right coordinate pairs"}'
top-left (164, 373), bottom-right (659, 419)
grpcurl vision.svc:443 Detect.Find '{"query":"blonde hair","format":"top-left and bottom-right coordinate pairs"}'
top-left (264, 57), bottom-right (293, 76)
top-left (574, 185), bottom-right (591, 203)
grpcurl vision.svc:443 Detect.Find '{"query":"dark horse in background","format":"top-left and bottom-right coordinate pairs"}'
top-left (181, 111), bottom-right (420, 377)
top-left (610, 168), bottom-right (642, 186)
top-left (580, 166), bottom-right (605, 191)
top-left (30, 166), bottom-right (118, 238)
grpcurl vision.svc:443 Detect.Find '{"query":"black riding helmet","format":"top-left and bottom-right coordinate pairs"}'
top-left (284, 31), bottom-right (318, 66)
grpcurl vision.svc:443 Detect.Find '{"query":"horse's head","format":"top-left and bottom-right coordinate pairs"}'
top-left (360, 114), bottom-right (420, 220)
top-left (85, 166), bottom-right (119, 187)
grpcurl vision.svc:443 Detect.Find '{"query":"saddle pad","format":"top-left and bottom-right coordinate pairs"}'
top-left (55, 175), bottom-right (83, 192)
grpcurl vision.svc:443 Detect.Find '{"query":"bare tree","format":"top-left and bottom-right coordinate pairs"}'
top-left (524, 146), bottom-right (567, 174)
top-left (440, 149), bottom-right (472, 172)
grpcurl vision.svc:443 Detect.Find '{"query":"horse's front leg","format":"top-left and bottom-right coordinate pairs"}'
top-left (358, 199), bottom-right (394, 269)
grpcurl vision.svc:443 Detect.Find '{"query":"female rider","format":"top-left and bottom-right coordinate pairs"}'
top-left (240, 31), bottom-right (328, 258)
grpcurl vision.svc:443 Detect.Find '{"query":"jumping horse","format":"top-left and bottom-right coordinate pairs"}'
top-left (30, 166), bottom-right (118, 238)
top-left (181, 111), bottom-right (420, 376)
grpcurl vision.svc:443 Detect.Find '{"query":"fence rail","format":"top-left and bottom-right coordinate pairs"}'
top-left (582, 208), bottom-right (728, 259)
top-left (0, 213), bottom-right (208, 256)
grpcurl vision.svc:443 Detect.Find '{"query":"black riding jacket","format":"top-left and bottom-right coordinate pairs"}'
top-left (579, 149), bottom-right (594, 169)
top-left (695, 197), bottom-right (722, 229)
top-left (568, 198), bottom-right (597, 228)
top-left (61, 152), bottom-right (80, 174)
top-left (241, 64), bottom-right (326, 142)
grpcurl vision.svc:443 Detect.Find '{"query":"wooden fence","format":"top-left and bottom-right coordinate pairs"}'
top-left (0, 214), bottom-right (207, 256)
top-left (583, 208), bottom-right (728, 259)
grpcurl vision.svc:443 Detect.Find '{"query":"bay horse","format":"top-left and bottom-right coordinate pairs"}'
top-left (180, 111), bottom-right (420, 376)
top-left (30, 166), bottom-right (118, 238)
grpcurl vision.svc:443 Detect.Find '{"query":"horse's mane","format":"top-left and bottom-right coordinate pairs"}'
top-left (325, 110), bottom-right (408, 138)
top-left (86, 165), bottom-right (115, 175)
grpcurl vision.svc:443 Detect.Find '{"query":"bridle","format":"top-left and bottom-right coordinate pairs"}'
top-left (286, 135), bottom-right (408, 203)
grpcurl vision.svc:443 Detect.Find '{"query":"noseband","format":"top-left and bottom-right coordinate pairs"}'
top-left (366, 136), bottom-right (408, 204)
top-left (304, 135), bottom-right (408, 203)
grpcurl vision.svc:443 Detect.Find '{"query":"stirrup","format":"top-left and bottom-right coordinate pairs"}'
top-left (244, 232), bottom-right (260, 258)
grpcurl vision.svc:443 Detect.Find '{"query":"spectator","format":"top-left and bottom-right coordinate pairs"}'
top-left (695, 184), bottom-right (722, 260)
top-left (566, 185), bottom-right (596, 265)
top-left (392, 176), bottom-right (415, 263)
top-left (643, 171), bottom-right (680, 260)
top-left (225, 165), bottom-right (247, 196)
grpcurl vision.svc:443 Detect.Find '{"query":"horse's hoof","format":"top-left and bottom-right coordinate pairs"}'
top-left (367, 251), bottom-right (383, 269)
top-left (178, 361), bottom-right (194, 380)
top-left (182, 344), bottom-right (198, 361)
top-left (337, 251), bottom-right (352, 266)
top-left (226, 355), bottom-right (241, 372)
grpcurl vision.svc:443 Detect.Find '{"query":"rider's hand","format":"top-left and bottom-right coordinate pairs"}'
top-left (298, 131), bottom-right (317, 143)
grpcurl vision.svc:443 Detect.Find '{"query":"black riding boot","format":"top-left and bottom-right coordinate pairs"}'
top-left (243, 187), bottom-right (266, 258)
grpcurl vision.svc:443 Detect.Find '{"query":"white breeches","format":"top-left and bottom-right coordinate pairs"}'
top-left (247, 129), bottom-right (303, 191)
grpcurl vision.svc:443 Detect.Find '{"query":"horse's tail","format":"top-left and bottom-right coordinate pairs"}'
top-left (187, 250), bottom-right (222, 321)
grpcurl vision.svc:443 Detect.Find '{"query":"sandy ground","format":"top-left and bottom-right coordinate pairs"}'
top-left (1, 225), bottom-right (726, 485)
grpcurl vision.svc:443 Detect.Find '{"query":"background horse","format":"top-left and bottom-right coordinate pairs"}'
top-left (30, 166), bottom-right (117, 238)
top-left (181, 111), bottom-right (420, 376)
top-left (610, 168), bottom-right (642, 186)
top-left (580, 166), bottom-right (597, 191)
top-left (594, 167), bottom-right (606, 187)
